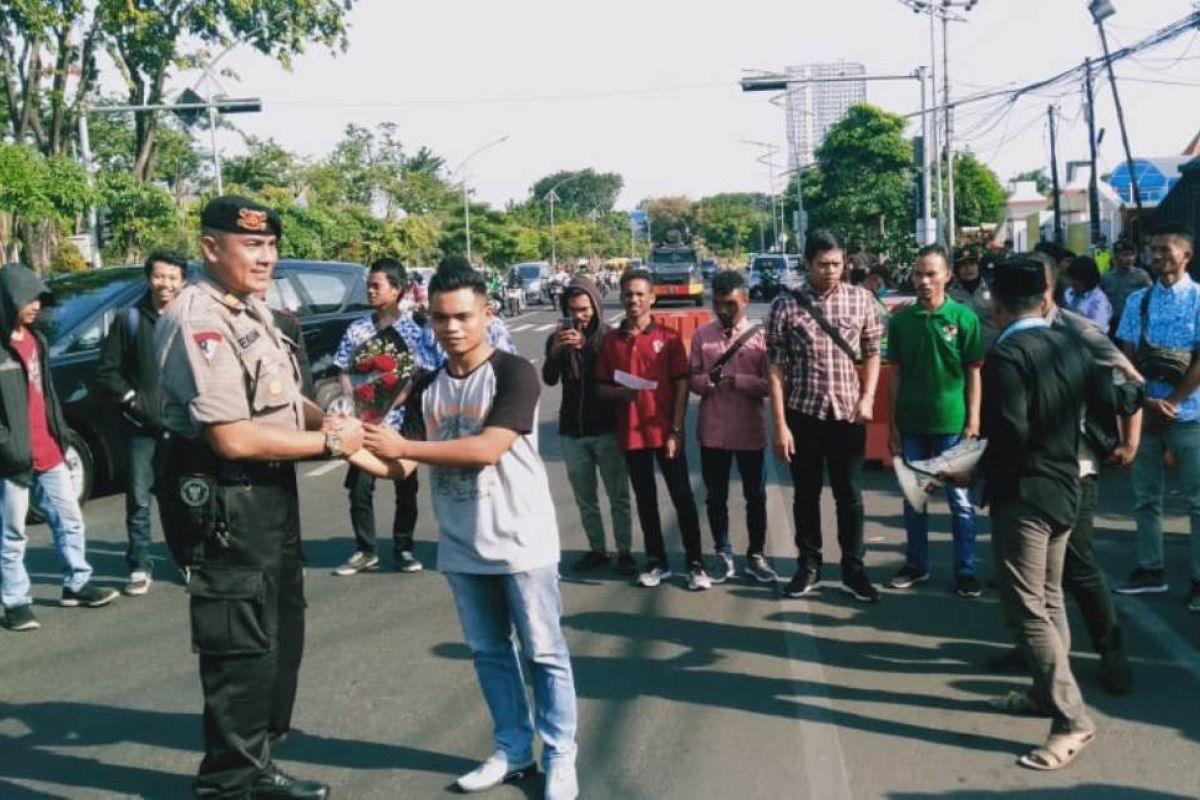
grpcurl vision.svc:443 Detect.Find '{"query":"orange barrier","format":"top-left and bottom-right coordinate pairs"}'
top-left (865, 363), bottom-right (894, 467)
top-left (651, 309), bottom-right (714, 356)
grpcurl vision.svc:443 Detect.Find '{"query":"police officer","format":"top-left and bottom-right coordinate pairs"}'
top-left (156, 195), bottom-right (362, 799)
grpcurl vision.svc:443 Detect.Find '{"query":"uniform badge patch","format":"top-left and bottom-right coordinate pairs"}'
top-left (180, 477), bottom-right (211, 508)
top-left (652, 340), bottom-right (665, 354)
top-left (237, 208), bottom-right (269, 232)
top-left (193, 331), bottom-right (222, 363)
top-left (942, 323), bottom-right (958, 342)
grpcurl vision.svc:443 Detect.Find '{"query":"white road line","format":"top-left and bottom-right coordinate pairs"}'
top-left (534, 323), bottom-right (557, 332)
top-left (304, 460), bottom-right (346, 478)
top-left (510, 324), bottom-right (535, 332)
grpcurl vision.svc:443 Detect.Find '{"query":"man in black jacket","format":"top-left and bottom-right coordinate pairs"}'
top-left (1, 264), bottom-right (118, 632)
top-left (953, 258), bottom-right (1113, 770)
top-left (94, 251), bottom-right (187, 595)
top-left (543, 276), bottom-right (634, 575)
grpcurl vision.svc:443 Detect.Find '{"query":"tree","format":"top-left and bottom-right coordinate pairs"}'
top-left (529, 169), bottom-right (624, 220)
top-left (97, 170), bottom-right (187, 263)
top-left (783, 103), bottom-right (915, 249)
top-left (97, 0), bottom-right (355, 182)
top-left (693, 193), bottom-right (771, 256)
top-left (1011, 168), bottom-right (1050, 196)
top-left (641, 196), bottom-right (695, 244)
top-left (0, 142), bottom-right (94, 269)
top-left (223, 135), bottom-right (301, 193)
top-left (954, 151), bottom-right (1007, 229)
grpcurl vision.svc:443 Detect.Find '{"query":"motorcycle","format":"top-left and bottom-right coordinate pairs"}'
top-left (505, 284), bottom-right (525, 317)
top-left (749, 267), bottom-right (782, 302)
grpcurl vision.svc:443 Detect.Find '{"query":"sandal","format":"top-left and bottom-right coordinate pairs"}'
top-left (1017, 729), bottom-right (1096, 771)
top-left (988, 690), bottom-right (1050, 717)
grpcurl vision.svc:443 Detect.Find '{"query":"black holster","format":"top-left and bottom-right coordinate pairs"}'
top-left (154, 432), bottom-right (222, 569)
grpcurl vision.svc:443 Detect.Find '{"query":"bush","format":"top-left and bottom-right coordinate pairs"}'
top-left (50, 240), bottom-right (88, 274)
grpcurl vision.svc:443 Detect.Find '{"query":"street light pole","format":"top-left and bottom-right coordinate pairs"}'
top-left (452, 134), bottom-right (509, 264)
top-left (942, 6), bottom-right (956, 248)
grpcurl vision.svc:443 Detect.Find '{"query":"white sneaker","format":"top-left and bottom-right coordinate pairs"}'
top-left (544, 761), bottom-right (579, 800)
top-left (636, 565), bottom-right (672, 588)
top-left (687, 563), bottom-right (713, 591)
top-left (456, 751), bottom-right (536, 793)
top-left (124, 570), bottom-right (152, 596)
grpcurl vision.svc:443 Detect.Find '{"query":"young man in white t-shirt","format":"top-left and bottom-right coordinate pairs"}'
top-left (358, 266), bottom-right (578, 800)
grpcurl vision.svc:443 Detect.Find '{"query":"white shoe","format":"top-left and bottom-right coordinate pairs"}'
top-left (636, 565), bottom-right (672, 588)
top-left (456, 751), bottom-right (536, 793)
top-left (544, 761), bottom-right (579, 800)
top-left (124, 570), bottom-right (152, 596)
top-left (687, 563), bottom-right (713, 591)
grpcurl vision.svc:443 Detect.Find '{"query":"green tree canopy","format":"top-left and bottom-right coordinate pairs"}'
top-left (954, 151), bottom-right (1007, 228)
top-left (530, 169), bottom-right (624, 220)
top-left (1011, 168), bottom-right (1050, 196)
top-left (693, 193), bottom-right (771, 256)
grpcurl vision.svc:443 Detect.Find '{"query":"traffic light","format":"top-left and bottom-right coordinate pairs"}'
top-left (96, 209), bottom-right (111, 250)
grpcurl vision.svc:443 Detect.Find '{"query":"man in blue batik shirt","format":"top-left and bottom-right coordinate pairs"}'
top-left (332, 259), bottom-right (433, 576)
top-left (1114, 223), bottom-right (1200, 613)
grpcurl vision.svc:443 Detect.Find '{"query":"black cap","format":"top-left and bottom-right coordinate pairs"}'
top-left (200, 195), bottom-right (282, 239)
top-left (993, 257), bottom-right (1047, 297)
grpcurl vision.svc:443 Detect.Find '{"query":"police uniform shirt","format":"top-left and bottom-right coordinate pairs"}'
top-left (156, 270), bottom-right (303, 437)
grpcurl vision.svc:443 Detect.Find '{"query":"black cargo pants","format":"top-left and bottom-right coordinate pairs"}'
top-left (188, 463), bottom-right (305, 798)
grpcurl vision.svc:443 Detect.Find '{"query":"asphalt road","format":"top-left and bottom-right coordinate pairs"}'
top-left (2, 294), bottom-right (1199, 799)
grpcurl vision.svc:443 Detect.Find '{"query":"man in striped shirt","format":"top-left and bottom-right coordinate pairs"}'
top-left (767, 230), bottom-right (884, 603)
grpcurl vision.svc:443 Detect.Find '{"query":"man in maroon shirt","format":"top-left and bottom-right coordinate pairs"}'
top-left (1, 265), bottom-right (118, 632)
top-left (596, 269), bottom-right (712, 590)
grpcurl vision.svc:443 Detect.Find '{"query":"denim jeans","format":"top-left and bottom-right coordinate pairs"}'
top-left (444, 566), bottom-right (577, 769)
top-left (900, 433), bottom-right (978, 577)
top-left (1, 464), bottom-right (93, 609)
top-left (125, 433), bottom-right (158, 572)
top-left (700, 446), bottom-right (767, 557)
top-left (560, 433), bottom-right (632, 554)
top-left (1131, 419), bottom-right (1200, 581)
top-left (624, 447), bottom-right (704, 568)
top-left (785, 411), bottom-right (866, 577)
top-left (345, 465), bottom-right (418, 555)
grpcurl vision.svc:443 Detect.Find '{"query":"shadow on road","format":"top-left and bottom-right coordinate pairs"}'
top-left (888, 787), bottom-right (1195, 800)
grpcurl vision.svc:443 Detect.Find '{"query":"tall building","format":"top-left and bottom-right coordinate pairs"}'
top-left (784, 62), bottom-right (867, 170)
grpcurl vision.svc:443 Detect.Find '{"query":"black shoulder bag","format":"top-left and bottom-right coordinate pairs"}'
top-left (790, 289), bottom-right (863, 365)
top-left (708, 324), bottom-right (762, 385)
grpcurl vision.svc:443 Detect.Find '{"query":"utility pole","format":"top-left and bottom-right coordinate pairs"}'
top-left (1089, 0), bottom-right (1144, 248)
top-left (546, 189), bottom-right (560, 266)
top-left (941, 5), bottom-right (956, 248)
top-left (918, 65), bottom-right (932, 245)
top-left (452, 135), bottom-right (509, 264)
top-left (1084, 58), bottom-right (1102, 247)
top-left (1048, 105), bottom-right (1064, 245)
top-left (928, 7), bottom-right (945, 243)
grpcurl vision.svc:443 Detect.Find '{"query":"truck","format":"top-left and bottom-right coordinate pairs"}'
top-left (648, 233), bottom-right (705, 306)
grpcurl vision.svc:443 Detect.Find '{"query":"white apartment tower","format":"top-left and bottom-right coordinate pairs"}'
top-left (784, 62), bottom-right (867, 170)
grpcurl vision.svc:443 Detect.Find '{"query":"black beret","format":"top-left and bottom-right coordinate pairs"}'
top-left (993, 257), bottom-right (1047, 297)
top-left (200, 195), bottom-right (282, 239)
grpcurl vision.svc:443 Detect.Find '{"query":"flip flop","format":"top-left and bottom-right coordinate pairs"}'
top-left (1017, 730), bottom-right (1096, 771)
top-left (988, 690), bottom-right (1050, 717)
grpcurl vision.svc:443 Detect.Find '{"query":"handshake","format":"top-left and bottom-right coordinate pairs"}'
top-left (321, 413), bottom-right (412, 463)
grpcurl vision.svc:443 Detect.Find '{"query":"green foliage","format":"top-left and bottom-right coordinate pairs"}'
top-left (693, 193), bottom-right (772, 256)
top-left (787, 104), bottom-right (915, 248)
top-left (223, 136), bottom-right (301, 192)
top-left (51, 239), bottom-right (89, 274)
top-left (1011, 168), bottom-right (1051, 196)
top-left (0, 143), bottom-right (94, 222)
top-left (529, 169), bottom-right (624, 220)
top-left (98, 171), bottom-right (187, 263)
top-left (642, 196), bottom-right (695, 244)
top-left (953, 151), bottom-right (1007, 228)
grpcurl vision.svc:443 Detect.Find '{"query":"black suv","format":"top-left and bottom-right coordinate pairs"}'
top-left (39, 260), bottom-right (369, 506)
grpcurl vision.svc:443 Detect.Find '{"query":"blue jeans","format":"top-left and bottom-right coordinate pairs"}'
top-left (1, 464), bottom-right (93, 609)
top-left (1131, 419), bottom-right (1200, 581)
top-left (444, 566), bottom-right (578, 769)
top-left (900, 434), bottom-right (978, 577)
top-left (125, 434), bottom-right (157, 572)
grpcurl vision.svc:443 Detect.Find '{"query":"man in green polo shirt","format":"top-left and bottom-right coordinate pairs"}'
top-left (887, 244), bottom-right (985, 598)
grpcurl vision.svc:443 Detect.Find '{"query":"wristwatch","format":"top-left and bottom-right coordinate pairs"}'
top-left (323, 431), bottom-right (345, 459)
top-left (669, 426), bottom-right (683, 437)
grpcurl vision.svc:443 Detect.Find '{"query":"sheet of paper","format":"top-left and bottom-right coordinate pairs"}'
top-left (614, 369), bottom-right (658, 391)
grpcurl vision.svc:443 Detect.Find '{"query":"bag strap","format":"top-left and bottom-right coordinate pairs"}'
top-left (709, 324), bottom-right (762, 374)
top-left (124, 306), bottom-right (140, 343)
top-left (790, 289), bottom-right (862, 364)
top-left (1139, 288), bottom-right (1151, 346)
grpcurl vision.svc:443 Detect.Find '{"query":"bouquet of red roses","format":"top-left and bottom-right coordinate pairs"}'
top-left (341, 333), bottom-right (417, 423)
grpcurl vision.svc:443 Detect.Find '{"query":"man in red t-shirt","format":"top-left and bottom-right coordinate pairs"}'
top-left (596, 269), bottom-right (711, 590)
top-left (1, 265), bottom-right (117, 632)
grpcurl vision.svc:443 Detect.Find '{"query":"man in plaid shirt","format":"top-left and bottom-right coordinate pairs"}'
top-left (767, 230), bottom-right (884, 603)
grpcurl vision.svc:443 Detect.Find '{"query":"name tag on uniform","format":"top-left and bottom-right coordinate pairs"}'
top-left (237, 330), bottom-right (261, 349)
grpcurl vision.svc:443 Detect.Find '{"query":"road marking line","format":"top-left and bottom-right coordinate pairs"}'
top-left (511, 324), bottom-right (535, 332)
top-left (304, 460), bottom-right (345, 478)
top-left (1112, 594), bottom-right (1200, 684)
top-left (764, 458), bottom-right (854, 800)
top-left (534, 323), bottom-right (557, 332)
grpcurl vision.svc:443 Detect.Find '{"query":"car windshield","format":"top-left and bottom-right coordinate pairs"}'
top-left (651, 250), bottom-right (697, 265)
top-left (516, 265), bottom-right (543, 280)
top-left (751, 257), bottom-right (789, 272)
top-left (36, 270), bottom-right (140, 345)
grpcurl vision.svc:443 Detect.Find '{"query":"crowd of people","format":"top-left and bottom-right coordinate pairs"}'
top-left (0, 191), bottom-right (1197, 795)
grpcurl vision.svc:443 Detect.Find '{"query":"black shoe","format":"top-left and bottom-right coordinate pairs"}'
top-left (1100, 649), bottom-right (1134, 695)
top-left (393, 550), bottom-right (423, 573)
top-left (614, 551), bottom-right (637, 576)
top-left (61, 583), bottom-right (119, 608)
top-left (783, 569), bottom-right (820, 598)
top-left (1113, 567), bottom-right (1168, 595)
top-left (955, 575), bottom-right (983, 598)
top-left (248, 766), bottom-right (330, 799)
top-left (984, 647), bottom-right (1026, 673)
top-left (3, 604), bottom-right (39, 631)
top-left (840, 572), bottom-right (881, 603)
top-left (888, 565), bottom-right (930, 589)
top-left (571, 550), bottom-right (610, 572)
